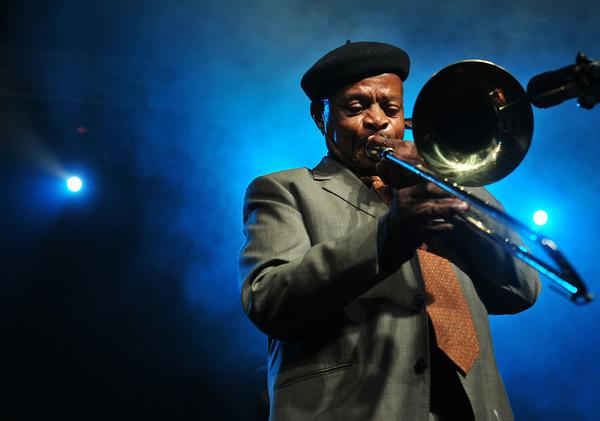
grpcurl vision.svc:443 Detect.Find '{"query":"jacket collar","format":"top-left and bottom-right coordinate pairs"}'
top-left (312, 156), bottom-right (388, 218)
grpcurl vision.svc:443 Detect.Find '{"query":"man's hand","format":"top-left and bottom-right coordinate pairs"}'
top-left (387, 182), bottom-right (469, 247)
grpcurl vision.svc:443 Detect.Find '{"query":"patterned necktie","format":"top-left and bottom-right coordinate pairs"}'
top-left (361, 175), bottom-right (480, 375)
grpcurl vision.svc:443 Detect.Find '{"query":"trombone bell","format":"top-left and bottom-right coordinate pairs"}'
top-left (412, 60), bottom-right (534, 186)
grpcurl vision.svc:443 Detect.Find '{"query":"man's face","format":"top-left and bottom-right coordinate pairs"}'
top-left (321, 73), bottom-right (405, 175)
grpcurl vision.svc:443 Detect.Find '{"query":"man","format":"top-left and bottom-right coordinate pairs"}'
top-left (239, 41), bottom-right (541, 420)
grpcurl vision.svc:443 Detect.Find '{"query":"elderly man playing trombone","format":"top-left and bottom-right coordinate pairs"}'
top-left (239, 41), bottom-right (541, 421)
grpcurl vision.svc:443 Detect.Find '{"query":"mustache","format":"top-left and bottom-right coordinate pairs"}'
top-left (352, 133), bottom-right (397, 150)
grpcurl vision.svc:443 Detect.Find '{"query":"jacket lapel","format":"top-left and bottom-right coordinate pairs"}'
top-left (312, 156), bottom-right (388, 218)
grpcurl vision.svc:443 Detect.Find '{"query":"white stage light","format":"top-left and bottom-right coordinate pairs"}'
top-left (67, 176), bottom-right (83, 192)
top-left (533, 210), bottom-right (548, 226)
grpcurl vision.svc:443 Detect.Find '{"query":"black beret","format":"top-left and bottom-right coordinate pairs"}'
top-left (301, 41), bottom-right (410, 101)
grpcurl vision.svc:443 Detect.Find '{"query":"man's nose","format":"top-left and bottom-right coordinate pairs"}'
top-left (363, 107), bottom-right (389, 132)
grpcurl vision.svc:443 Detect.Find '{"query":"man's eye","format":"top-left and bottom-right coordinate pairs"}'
top-left (345, 104), bottom-right (363, 114)
top-left (385, 106), bottom-right (402, 116)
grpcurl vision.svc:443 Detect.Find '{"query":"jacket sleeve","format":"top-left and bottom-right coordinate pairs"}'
top-left (239, 174), bottom-right (389, 339)
top-left (436, 187), bottom-right (542, 314)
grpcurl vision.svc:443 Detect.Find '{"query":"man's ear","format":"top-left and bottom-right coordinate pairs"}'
top-left (310, 101), bottom-right (326, 135)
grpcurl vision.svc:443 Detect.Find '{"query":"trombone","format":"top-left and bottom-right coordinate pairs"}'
top-left (365, 60), bottom-right (593, 304)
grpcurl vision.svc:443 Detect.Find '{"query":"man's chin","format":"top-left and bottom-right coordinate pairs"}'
top-left (351, 157), bottom-right (378, 176)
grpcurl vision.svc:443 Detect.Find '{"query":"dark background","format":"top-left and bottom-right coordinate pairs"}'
top-left (1, 1), bottom-right (599, 419)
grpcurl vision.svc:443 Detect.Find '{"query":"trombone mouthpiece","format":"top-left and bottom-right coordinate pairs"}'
top-left (364, 140), bottom-right (393, 162)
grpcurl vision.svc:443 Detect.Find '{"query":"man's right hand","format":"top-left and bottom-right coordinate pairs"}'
top-left (385, 182), bottom-right (469, 251)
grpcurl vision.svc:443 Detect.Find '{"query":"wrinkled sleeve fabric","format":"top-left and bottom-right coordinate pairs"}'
top-left (239, 174), bottom-right (385, 339)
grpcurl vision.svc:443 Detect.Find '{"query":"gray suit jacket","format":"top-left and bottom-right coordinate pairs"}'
top-left (240, 156), bottom-right (541, 421)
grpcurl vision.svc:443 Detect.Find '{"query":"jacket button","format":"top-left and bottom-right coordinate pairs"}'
top-left (412, 294), bottom-right (426, 309)
top-left (414, 358), bottom-right (428, 374)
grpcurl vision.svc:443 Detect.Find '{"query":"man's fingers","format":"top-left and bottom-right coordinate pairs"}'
top-left (397, 200), bottom-right (469, 228)
top-left (416, 200), bottom-right (469, 218)
top-left (421, 222), bottom-right (455, 233)
top-left (387, 186), bottom-right (470, 244)
top-left (409, 182), bottom-right (454, 198)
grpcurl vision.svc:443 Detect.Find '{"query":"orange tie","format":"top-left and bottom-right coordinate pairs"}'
top-left (362, 175), bottom-right (480, 375)
top-left (417, 248), bottom-right (480, 375)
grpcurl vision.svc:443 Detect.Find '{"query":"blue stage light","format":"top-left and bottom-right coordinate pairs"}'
top-left (67, 176), bottom-right (83, 192)
top-left (533, 210), bottom-right (548, 226)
